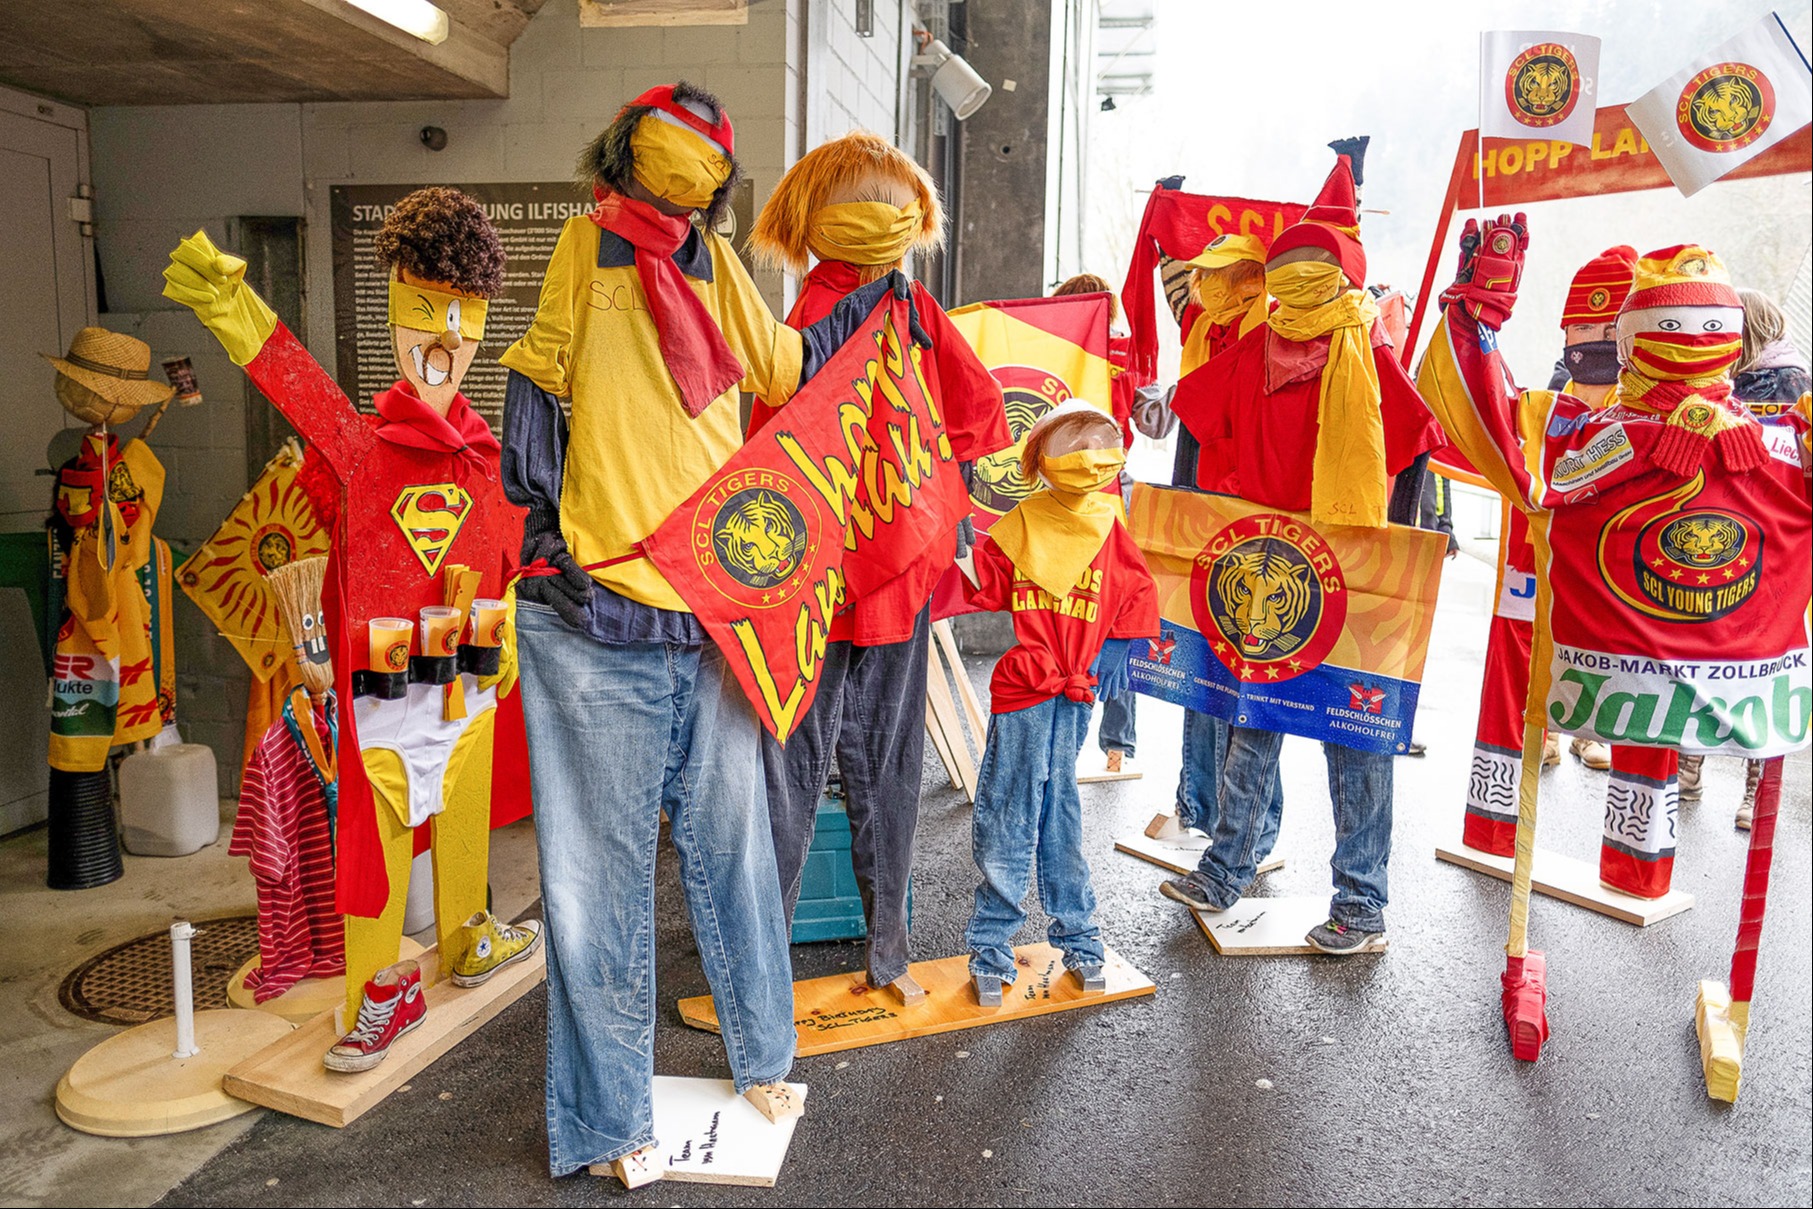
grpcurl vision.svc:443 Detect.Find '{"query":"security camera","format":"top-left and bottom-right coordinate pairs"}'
top-left (915, 38), bottom-right (991, 120)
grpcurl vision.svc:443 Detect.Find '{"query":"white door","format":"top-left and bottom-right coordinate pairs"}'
top-left (0, 87), bottom-right (92, 834)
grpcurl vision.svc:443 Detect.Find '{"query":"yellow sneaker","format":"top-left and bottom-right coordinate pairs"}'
top-left (449, 912), bottom-right (543, 988)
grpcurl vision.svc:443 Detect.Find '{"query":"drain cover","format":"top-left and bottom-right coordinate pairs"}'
top-left (59, 916), bottom-right (260, 1026)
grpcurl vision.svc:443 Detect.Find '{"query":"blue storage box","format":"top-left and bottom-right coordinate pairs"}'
top-left (791, 795), bottom-right (868, 943)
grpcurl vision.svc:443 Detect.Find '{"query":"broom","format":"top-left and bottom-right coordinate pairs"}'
top-left (267, 556), bottom-right (332, 699)
top-left (1695, 755), bottom-right (1782, 1102)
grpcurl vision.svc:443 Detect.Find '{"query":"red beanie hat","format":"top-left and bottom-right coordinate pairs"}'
top-left (1620, 244), bottom-right (1740, 314)
top-left (1560, 246), bottom-right (1637, 327)
top-left (1268, 155), bottom-right (1367, 286)
top-left (622, 83), bottom-right (735, 156)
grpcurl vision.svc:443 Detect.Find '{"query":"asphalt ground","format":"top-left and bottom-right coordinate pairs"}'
top-left (156, 553), bottom-right (1813, 1207)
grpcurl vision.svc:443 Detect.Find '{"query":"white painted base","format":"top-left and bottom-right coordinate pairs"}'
top-left (652, 1076), bottom-right (809, 1187)
top-left (1435, 842), bottom-right (1693, 926)
top-left (1115, 829), bottom-right (1285, 878)
top-left (1193, 897), bottom-right (1380, 956)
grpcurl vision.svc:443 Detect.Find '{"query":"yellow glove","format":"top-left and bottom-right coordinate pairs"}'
top-left (478, 580), bottom-right (521, 700)
top-left (161, 229), bottom-right (278, 367)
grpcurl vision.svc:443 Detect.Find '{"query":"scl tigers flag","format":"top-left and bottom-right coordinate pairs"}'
top-left (1627, 12), bottom-right (1812, 197)
top-left (642, 292), bottom-right (964, 742)
top-left (1480, 31), bottom-right (1601, 147)
top-left (1125, 485), bottom-right (1447, 755)
top-left (930, 293), bottom-right (1116, 618)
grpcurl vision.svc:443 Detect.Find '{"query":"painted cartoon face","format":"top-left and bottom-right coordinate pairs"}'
top-left (388, 272), bottom-right (486, 411)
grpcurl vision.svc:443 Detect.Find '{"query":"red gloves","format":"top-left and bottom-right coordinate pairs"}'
top-left (1439, 212), bottom-right (1528, 331)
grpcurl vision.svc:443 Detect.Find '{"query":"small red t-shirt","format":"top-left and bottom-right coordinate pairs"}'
top-left (749, 262), bottom-right (1010, 645)
top-left (1174, 320), bottom-right (1445, 508)
top-left (964, 523), bottom-right (1159, 713)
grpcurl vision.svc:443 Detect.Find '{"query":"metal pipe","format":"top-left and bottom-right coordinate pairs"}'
top-left (170, 920), bottom-right (199, 1058)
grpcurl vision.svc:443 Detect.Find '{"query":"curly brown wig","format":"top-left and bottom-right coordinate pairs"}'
top-left (374, 187), bottom-right (506, 297)
top-left (576, 80), bottom-right (742, 228)
top-left (1052, 273), bottom-right (1118, 325)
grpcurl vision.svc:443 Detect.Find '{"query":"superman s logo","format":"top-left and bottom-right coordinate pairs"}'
top-left (390, 483), bottom-right (474, 576)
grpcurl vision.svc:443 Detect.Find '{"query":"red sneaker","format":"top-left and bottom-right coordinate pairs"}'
top-left (324, 959), bottom-right (426, 1073)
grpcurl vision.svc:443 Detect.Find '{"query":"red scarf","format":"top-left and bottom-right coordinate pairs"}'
top-left (589, 187), bottom-right (744, 418)
top-left (372, 380), bottom-right (499, 475)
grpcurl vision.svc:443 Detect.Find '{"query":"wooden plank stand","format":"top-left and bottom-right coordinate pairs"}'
top-left (222, 942), bottom-right (545, 1127)
top-left (677, 943), bottom-right (1154, 1056)
top-left (1115, 813), bottom-right (1286, 878)
top-left (1193, 897), bottom-right (1385, 956)
top-left (1434, 841), bottom-right (1693, 927)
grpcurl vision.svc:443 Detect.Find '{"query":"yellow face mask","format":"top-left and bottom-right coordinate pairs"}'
top-left (1193, 271), bottom-right (1263, 327)
top-left (631, 117), bottom-right (732, 210)
top-left (1266, 260), bottom-right (1346, 310)
top-left (387, 280), bottom-right (488, 339)
top-left (805, 200), bottom-right (923, 266)
top-left (1040, 447), bottom-right (1125, 495)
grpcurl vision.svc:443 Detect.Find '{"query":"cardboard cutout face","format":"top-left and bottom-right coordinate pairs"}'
top-left (390, 268), bottom-right (483, 412)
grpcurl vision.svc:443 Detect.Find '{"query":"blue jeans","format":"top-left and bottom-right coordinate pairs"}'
top-left (1175, 709), bottom-right (1284, 846)
top-left (966, 696), bottom-right (1104, 980)
top-left (1097, 691), bottom-right (1136, 756)
top-left (1192, 726), bottom-right (1392, 931)
top-left (515, 604), bottom-right (797, 1175)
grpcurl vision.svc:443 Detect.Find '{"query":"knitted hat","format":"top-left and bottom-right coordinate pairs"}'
top-left (1560, 246), bottom-right (1637, 327)
top-left (1267, 156), bottom-right (1366, 286)
top-left (1619, 244), bottom-right (1740, 316)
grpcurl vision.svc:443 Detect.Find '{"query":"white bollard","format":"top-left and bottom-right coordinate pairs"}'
top-left (170, 920), bottom-right (199, 1059)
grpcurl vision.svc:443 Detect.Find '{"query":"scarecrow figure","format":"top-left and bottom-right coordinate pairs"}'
top-left (163, 187), bottom-right (538, 1073)
top-left (742, 130), bottom-right (1009, 1005)
top-left (1417, 218), bottom-right (1810, 1078)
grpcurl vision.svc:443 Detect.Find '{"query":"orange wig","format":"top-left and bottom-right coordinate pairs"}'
top-left (748, 130), bottom-right (944, 279)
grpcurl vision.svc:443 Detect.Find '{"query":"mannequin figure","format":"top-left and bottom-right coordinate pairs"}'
top-left (959, 401), bottom-right (1158, 1004)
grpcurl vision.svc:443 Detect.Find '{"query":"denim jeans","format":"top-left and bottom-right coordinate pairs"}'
top-left (764, 607), bottom-right (929, 988)
top-left (1096, 691), bottom-right (1137, 756)
top-left (1193, 726), bottom-right (1391, 931)
top-left (515, 603), bottom-right (797, 1175)
top-left (1174, 707), bottom-right (1283, 841)
top-left (966, 696), bottom-right (1105, 980)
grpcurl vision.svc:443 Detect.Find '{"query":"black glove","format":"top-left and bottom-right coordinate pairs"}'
top-left (954, 460), bottom-right (978, 556)
top-left (800, 271), bottom-right (931, 383)
top-left (1327, 136), bottom-right (1370, 187)
top-left (516, 505), bottom-right (591, 630)
top-left (1154, 175), bottom-right (1186, 191)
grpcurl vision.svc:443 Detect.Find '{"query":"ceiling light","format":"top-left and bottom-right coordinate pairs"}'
top-left (346, 0), bottom-right (450, 45)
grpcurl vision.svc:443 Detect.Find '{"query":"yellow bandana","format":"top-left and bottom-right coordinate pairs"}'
top-left (1266, 263), bottom-right (1387, 528)
top-left (387, 280), bottom-right (488, 339)
top-left (631, 117), bottom-right (732, 210)
top-left (806, 200), bottom-right (923, 266)
top-left (990, 449), bottom-right (1124, 600)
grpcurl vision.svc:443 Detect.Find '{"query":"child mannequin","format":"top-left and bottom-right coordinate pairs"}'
top-left (959, 402), bottom-right (1159, 1004)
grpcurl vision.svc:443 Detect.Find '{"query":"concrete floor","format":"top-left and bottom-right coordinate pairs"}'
top-left (6, 550), bottom-right (1810, 1206)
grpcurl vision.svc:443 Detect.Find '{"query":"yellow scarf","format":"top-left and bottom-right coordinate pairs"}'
top-left (631, 117), bottom-right (731, 210)
top-left (806, 200), bottom-right (923, 266)
top-left (1265, 262), bottom-right (1386, 528)
top-left (989, 449), bottom-right (1123, 600)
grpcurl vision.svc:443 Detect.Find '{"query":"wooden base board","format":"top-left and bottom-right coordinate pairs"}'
top-left (677, 944), bottom-right (1154, 1056)
top-left (650, 1076), bottom-right (808, 1187)
top-left (1077, 767), bottom-right (1143, 784)
top-left (1193, 897), bottom-right (1382, 956)
top-left (1114, 830), bottom-right (1285, 878)
top-left (1434, 841), bottom-right (1694, 927)
top-left (221, 942), bottom-right (545, 1128)
top-left (227, 938), bottom-right (426, 1025)
top-left (56, 1010), bottom-right (295, 1137)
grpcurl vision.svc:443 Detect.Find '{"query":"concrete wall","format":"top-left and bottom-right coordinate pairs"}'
top-left (84, 0), bottom-right (926, 791)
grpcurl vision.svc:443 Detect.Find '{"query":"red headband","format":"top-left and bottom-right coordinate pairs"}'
top-left (621, 84), bottom-right (735, 156)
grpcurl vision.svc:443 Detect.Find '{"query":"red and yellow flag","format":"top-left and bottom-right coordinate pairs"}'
top-left (643, 292), bottom-right (964, 741)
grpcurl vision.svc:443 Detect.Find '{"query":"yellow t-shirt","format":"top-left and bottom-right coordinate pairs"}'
top-left (501, 216), bottom-right (804, 612)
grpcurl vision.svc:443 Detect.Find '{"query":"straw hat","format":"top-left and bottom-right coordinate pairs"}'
top-left (42, 327), bottom-right (174, 425)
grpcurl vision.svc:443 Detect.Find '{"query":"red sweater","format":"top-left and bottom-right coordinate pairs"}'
top-left (244, 325), bottom-right (529, 918)
top-left (1173, 320), bottom-right (1444, 507)
top-left (964, 524), bottom-right (1159, 713)
top-left (750, 261), bottom-right (1010, 645)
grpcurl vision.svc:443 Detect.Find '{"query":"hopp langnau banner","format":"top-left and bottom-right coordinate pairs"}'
top-left (643, 292), bottom-right (964, 742)
top-left (1126, 485), bottom-right (1448, 755)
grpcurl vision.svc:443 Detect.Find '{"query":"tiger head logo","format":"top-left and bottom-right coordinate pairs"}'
top-left (972, 390), bottom-right (1050, 512)
top-left (1516, 60), bottom-right (1569, 116)
top-left (1660, 514), bottom-right (1743, 566)
top-left (713, 490), bottom-right (808, 589)
top-left (1691, 77), bottom-right (1762, 141)
top-left (1214, 550), bottom-right (1315, 657)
